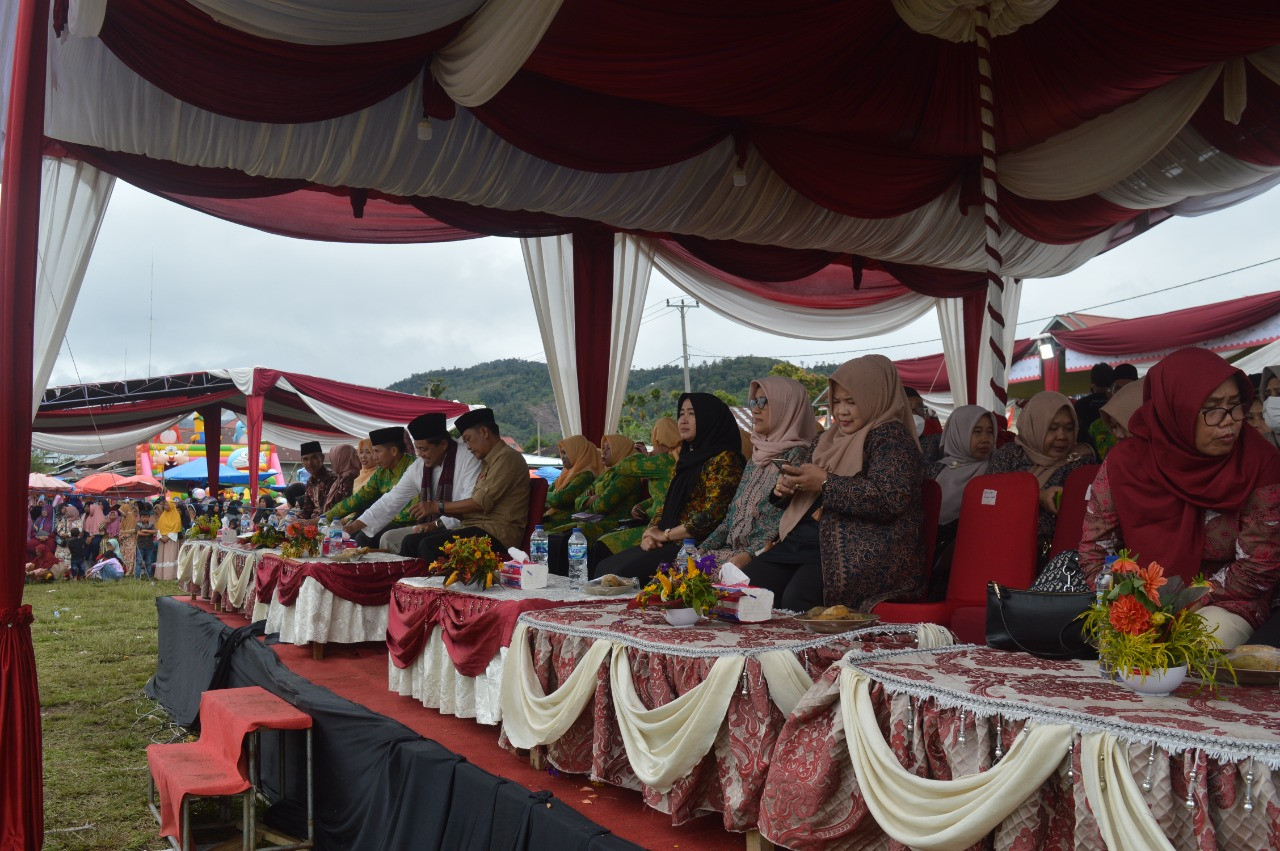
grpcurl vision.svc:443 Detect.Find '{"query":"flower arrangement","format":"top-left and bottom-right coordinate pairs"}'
top-left (429, 535), bottom-right (504, 589)
top-left (249, 525), bottom-right (284, 550)
top-left (188, 515), bottom-right (219, 541)
top-left (280, 521), bottom-right (320, 560)
top-left (1081, 551), bottom-right (1232, 691)
top-left (633, 553), bottom-right (724, 616)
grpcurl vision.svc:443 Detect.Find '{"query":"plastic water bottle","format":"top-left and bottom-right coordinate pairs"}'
top-left (1096, 554), bottom-right (1118, 680)
top-left (568, 528), bottom-right (588, 590)
top-left (317, 518), bottom-right (330, 555)
top-left (529, 525), bottom-right (549, 566)
top-left (676, 538), bottom-right (698, 570)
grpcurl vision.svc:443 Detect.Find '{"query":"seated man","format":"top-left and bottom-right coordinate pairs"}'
top-left (344, 413), bottom-right (482, 554)
top-left (398, 408), bottom-right (531, 562)
top-left (295, 440), bottom-right (337, 520)
top-left (323, 426), bottom-right (417, 544)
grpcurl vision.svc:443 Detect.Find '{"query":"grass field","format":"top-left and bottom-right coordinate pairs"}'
top-left (28, 578), bottom-right (187, 851)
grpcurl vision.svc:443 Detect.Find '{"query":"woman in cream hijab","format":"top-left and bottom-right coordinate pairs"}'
top-left (544, 435), bottom-right (603, 521)
top-left (154, 498), bottom-right (184, 580)
top-left (746, 355), bottom-right (926, 611)
top-left (352, 438), bottom-right (378, 493)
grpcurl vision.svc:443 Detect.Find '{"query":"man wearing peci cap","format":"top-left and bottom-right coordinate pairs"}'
top-left (397, 408), bottom-right (530, 562)
top-left (345, 413), bottom-right (482, 554)
top-left (322, 426), bottom-right (417, 544)
top-left (296, 441), bottom-right (337, 520)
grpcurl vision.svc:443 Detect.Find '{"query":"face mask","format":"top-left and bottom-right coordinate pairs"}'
top-left (1263, 397), bottom-right (1280, 431)
top-left (913, 415), bottom-right (926, 435)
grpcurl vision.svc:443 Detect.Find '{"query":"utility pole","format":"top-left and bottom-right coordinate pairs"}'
top-left (666, 298), bottom-right (700, 392)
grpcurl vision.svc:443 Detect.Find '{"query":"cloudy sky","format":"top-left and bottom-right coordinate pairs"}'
top-left (48, 181), bottom-right (1280, 392)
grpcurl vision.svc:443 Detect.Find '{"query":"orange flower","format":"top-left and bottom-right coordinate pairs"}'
top-left (1108, 595), bottom-right (1152, 636)
top-left (1110, 557), bottom-right (1139, 575)
top-left (303, 525), bottom-right (317, 539)
top-left (1135, 561), bottom-right (1167, 605)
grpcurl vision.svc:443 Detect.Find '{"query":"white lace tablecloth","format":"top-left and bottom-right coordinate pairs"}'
top-left (387, 574), bottom-right (603, 725)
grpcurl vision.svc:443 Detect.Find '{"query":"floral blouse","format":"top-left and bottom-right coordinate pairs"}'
top-left (700, 446), bottom-right (807, 562)
top-left (1079, 459), bottom-right (1280, 629)
top-left (543, 471), bottom-right (596, 519)
top-left (648, 451), bottom-right (745, 543)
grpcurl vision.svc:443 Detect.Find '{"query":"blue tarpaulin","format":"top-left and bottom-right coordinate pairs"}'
top-left (161, 460), bottom-right (276, 485)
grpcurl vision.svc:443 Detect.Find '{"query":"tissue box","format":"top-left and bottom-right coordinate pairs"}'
top-left (709, 585), bottom-right (775, 623)
top-left (501, 561), bottom-right (548, 590)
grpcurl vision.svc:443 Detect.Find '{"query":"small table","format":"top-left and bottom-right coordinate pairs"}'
top-left (501, 602), bottom-right (932, 834)
top-left (758, 645), bottom-right (1280, 850)
top-left (386, 575), bottom-right (605, 724)
top-left (263, 551), bottom-right (431, 658)
top-left (177, 539), bottom-right (272, 619)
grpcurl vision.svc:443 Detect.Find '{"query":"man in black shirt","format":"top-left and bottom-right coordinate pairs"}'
top-left (1074, 362), bottom-right (1115, 448)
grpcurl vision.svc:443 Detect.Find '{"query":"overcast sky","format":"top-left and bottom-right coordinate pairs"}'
top-left (48, 182), bottom-right (1280, 392)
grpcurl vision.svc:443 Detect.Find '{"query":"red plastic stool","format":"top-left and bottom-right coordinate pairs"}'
top-left (147, 686), bottom-right (313, 850)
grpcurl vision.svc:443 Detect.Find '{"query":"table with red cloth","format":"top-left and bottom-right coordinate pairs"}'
top-left (499, 603), bottom-right (944, 833)
top-left (262, 551), bottom-right (431, 647)
top-left (386, 574), bottom-right (606, 725)
top-left (176, 538), bottom-right (272, 619)
top-left (757, 645), bottom-right (1280, 851)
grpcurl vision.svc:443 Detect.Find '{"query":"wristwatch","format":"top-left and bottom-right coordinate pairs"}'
top-left (437, 499), bottom-right (445, 516)
top-left (434, 518), bottom-right (445, 529)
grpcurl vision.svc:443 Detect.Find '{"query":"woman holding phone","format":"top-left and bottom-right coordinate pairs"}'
top-left (699, 377), bottom-right (816, 568)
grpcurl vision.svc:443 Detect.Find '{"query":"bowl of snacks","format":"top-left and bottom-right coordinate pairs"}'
top-left (794, 605), bottom-right (880, 634)
top-left (1225, 644), bottom-right (1280, 687)
top-left (582, 574), bottom-right (640, 596)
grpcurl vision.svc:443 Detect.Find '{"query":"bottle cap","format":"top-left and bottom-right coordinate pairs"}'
top-left (573, 528), bottom-right (582, 534)
top-left (534, 525), bottom-right (544, 531)
top-left (684, 538), bottom-right (695, 545)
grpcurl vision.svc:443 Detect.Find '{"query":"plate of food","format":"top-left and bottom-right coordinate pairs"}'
top-left (795, 605), bottom-right (880, 634)
top-left (327, 546), bottom-right (384, 562)
top-left (1225, 644), bottom-right (1280, 687)
top-left (582, 574), bottom-right (639, 596)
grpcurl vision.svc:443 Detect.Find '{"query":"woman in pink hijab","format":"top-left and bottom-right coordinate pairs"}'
top-left (82, 501), bottom-right (107, 560)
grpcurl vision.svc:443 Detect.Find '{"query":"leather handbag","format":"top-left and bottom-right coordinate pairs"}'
top-left (985, 581), bottom-right (1097, 660)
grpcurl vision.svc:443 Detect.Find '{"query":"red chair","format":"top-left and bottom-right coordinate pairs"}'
top-left (875, 472), bottom-right (1040, 640)
top-left (523, 476), bottom-right (549, 551)
top-left (1047, 464), bottom-right (1100, 559)
top-left (895, 479), bottom-right (943, 604)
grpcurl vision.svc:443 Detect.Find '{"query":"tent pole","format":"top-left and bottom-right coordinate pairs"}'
top-left (0, 0), bottom-right (51, 846)
top-left (199, 404), bottom-right (222, 497)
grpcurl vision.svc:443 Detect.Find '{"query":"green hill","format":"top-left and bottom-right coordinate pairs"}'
top-left (387, 356), bottom-right (836, 450)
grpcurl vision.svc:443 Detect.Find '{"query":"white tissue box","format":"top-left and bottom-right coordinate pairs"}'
top-left (501, 561), bottom-right (547, 590)
top-left (709, 585), bottom-right (775, 623)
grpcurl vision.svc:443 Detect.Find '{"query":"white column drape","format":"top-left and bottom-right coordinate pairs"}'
top-left (32, 157), bottom-right (116, 417)
top-left (500, 623), bottom-right (612, 750)
top-left (605, 235), bottom-right (653, 434)
top-left (932, 277), bottom-right (1019, 412)
top-left (1081, 732), bottom-right (1176, 851)
top-left (974, 278), bottom-right (1021, 412)
top-left (0, 0), bottom-right (18, 172)
top-left (936, 297), bottom-right (969, 407)
top-left (521, 234), bottom-right (579, 436)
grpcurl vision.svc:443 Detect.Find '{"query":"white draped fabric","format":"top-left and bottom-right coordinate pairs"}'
top-left (430, 0), bottom-right (564, 108)
top-left (388, 628), bottom-right (509, 725)
top-left (521, 235), bottom-right (579, 435)
top-left (32, 415), bottom-right (186, 455)
top-left (605, 236), bottom-right (653, 434)
top-left (1230, 338), bottom-right (1280, 375)
top-left (265, 582), bottom-right (390, 645)
top-left (1081, 732), bottom-right (1177, 851)
top-left (891, 0), bottom-right (1058, 42)
top-left (32, 157), bottom-right (115, 417)
top-left (185, 0), bottom-right (485, 45)
top-left (501, 623), bottom-right (613, 750)
top-left (932, 277), bottom-right (1020, 411)
top-left (0, 0), bottom-right (18, 171)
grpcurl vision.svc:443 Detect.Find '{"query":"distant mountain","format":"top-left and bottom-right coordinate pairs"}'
top-left (386, 356), bottom-right (839, 449)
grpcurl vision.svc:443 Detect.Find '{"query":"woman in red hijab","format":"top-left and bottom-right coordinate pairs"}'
top-left (1080, 348), bottom-right (1280, 650)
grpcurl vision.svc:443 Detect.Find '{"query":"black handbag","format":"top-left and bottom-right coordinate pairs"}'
top-left (985, 581), bottom-right (1097, 660)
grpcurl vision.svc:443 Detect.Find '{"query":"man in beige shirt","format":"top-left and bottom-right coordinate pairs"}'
top-left (397, 408), bottom-right (532, 562)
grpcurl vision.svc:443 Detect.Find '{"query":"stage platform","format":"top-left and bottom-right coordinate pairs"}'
top-left (146, 595), bottom-right (741, 850)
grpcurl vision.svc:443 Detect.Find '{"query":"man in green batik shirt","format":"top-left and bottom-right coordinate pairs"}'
top-left (325, 426), bottom-right (417, 545)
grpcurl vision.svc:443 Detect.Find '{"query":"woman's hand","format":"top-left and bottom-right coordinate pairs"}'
top-left (640, 526), bottom-right (665, 551)
top-left (1039, 486), bottom-right (1063, 515)
top-left (775, 463), bottom-right (828, 497)
top-left (727, 552), bottom-right (751, 568)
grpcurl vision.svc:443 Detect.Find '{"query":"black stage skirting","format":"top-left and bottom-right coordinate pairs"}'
top-left (145, 596), bottom-right (640, 851)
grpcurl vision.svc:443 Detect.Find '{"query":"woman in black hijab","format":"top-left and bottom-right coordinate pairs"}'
top-left (593, 392), bottom-right (745, 580)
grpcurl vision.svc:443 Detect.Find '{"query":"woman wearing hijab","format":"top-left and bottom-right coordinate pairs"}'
top-left (987, 390), bottom-right (1095, 557)
top-left (325, 444), bottom-right (361, 512)
top-left (352, 438), bottom-right (378, 493)
top-left (82, 501), bottom-right (107, 562)
top-left (543, 436), bottom-right (603, 522)
top-left (1093, 378), bottom-right (1145, 458)
top-left (595, 394), bottom-right (745, 580)
top-left (1080, 348), bottom-right (1280, 650)
top-left (748, 355), bottom-right (925, 611)
top-left (701, 377), bottom-right (817, 568)
top-left (25, 545), bottom-right (61, 582)
top-left (546, 435), bottom-right (644, 541)
top-left (928, 406), bottom-right (998, 528)
top-left (54, 504), bottom-right (79, 575)
top-left (594, 418), bottom-right (684, 556)
top-left (155, 498), bottom-right (184, 580)
top-left (116, 502), bottom-right (139, 578)
top-left (252, 494), bottom-right (274, 527)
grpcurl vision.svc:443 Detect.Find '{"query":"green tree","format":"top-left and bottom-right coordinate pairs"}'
top-left (712, 389), bottom-right (740, 407)
top-left (30, 449), bottom-right (57, 474)
top-left (419, 378), bottom-right (448, 399)
top-left (769, 361), bottom-right (828, 401)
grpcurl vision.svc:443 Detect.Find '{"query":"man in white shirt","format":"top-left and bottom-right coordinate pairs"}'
top-left (344, 413), bottom-right (481, 551)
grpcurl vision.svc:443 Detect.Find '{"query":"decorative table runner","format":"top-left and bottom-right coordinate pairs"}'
top-left (263, 551), bottom-right (430, 647)
top-left (386, 575), bottom-right (604, 724)
top-left (177, 539), bottom-right (266, 618)
top-left (501, 603), bottom-right (947, 832)
top-left (758, 645), bottom-right (1280, 851)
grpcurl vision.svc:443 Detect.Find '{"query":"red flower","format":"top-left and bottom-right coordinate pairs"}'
top-left (1135, 561), bottom-right (1167, 606)
top-left (1110, 557), bottom-right (1139, 575)
top-left (303, 526), bottom-right (317, 539)
top-left (1109, 595), bottom-right (1152, 636)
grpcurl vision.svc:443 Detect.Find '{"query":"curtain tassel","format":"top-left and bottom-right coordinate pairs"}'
top-left (417, 118), bottom-right (433, 141)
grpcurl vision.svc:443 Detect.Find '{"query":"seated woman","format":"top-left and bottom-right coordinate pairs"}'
top-left (987, 391), bottom-right (1095, 559)
top-left (593, 418), bottom-right (682, 557)
top-left (744, 355), bottom-right (925, 611)
top-left (1081, 348), bottom-right (1280, 651)
top-left (25, 545), bottom-right (60, 582)
top-left (925, 405), bottom-right (997, 598)
top-left (700, 376), bottom-right (816, 568)
top-left (543, 436), bottom-right (602, 522)
top-left (594, 394), bottom-right (744, 580)
top-left (546, 434), bottom-right (645, 541)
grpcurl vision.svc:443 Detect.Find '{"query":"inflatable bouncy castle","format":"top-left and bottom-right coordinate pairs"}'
top-left (136, 414), bottom-right (283, 485)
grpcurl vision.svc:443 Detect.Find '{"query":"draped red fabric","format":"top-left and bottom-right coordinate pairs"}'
top-left (876, 261), bottom-right (987, 299)
top-left (573, 228), bottom-right (614, 443)
top-left (0, 0), bottom-right (49, 844)
top-left (894, 353), bottom-right (951, 394)
top-left (245, 392), bottom-right (266, 507)
top-left (1054, 291), bottom-right (1280, 357)
top-left (1191, 64), bottom-right (1280, 167)
top-left (96, 0), bottom-right (462, 123)
top-left (198, 405), bottom-right (222, 495)
top-left (274, 371), bottom-right (471, 421)
top-left (271, 554), bottom-right (431, 607)
top-left (46, 141), bottom-right (309, 198)
top-left (998, 193), bottom-right (1157, 245)
top-left (408, 196), bottom-right (580, 238)
top-left (33, 391), bottom-right (238, 432)
top-left (670, 234), bottom-right (839, 282)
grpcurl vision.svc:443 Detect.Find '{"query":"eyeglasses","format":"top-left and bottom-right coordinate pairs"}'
top-left (746, 397), bottom-right (768, 410)
top-left (1200, 404), bottom-right (1247, 426)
